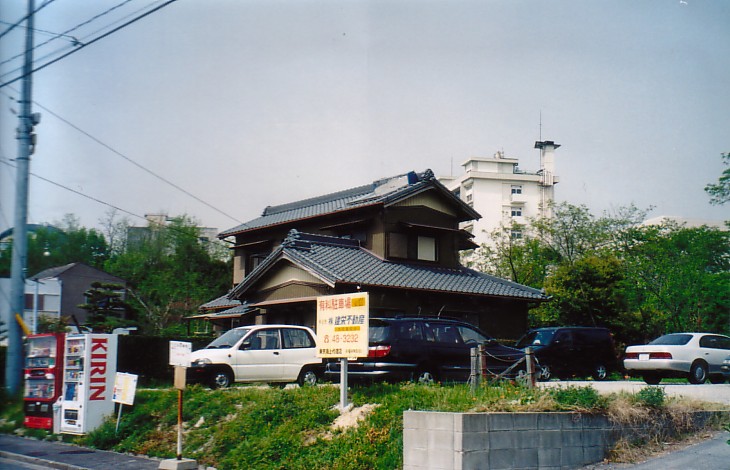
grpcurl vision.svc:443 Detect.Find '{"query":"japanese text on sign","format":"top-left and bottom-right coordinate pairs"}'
top-left (316, 293), bottom-right (369, 359)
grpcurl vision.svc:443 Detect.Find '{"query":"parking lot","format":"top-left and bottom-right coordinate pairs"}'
top-left (538, 380), bottom-right (730, 405)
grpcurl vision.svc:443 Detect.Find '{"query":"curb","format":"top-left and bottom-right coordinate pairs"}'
top-left (0, 449), bottom-right (87, 470)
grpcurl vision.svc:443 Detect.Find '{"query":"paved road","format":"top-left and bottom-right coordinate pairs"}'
top-left (538, 380), bottom-right (730, 405)
top-left (583, 430), bottom-right (730, 469)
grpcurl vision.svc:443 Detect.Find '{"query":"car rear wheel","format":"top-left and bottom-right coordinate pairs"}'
top-left (642, 373), bottom-right (661, 385)
top-left (211, 370), bottom-right (233, 389)
top-left (415, 369), bottom-right (436, 385)
top-left (297, 368), bottom-right (319, 387)
top-left (592, 364), bottom-right (608, 381)
top-left (537, 365), bottom-right (552, 382)
top-left (688, 361), bottom-right (708, 384)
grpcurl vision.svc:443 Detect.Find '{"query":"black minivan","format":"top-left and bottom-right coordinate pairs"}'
top-left (324, 317), bottom-right (527, 383)
top-left (515, 327), bottom-right (618, 381)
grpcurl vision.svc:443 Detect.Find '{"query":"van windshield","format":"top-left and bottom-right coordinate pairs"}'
top-left (516, 329), bottom-right (556, 349)
top-left (206, 328), bottom-right (251, 349)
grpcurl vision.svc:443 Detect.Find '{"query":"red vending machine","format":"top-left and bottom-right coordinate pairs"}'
top-left (24, 333), bottom-right (65, 429)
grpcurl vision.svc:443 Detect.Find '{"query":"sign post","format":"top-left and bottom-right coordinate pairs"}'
top-left (112, 372), bottom-right (138, 433)
top-left (164, 341), bottom-right (194, 469)
top-left (316, 292), bottom-right (369, 410)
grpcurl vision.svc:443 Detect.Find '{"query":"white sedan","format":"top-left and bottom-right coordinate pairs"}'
top-left (623, 332), bottom-right (730, 385)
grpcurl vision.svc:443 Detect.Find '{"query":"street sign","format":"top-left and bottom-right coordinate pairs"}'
top-left (169, 341), bottom-right (192, 367)
top-left (316, 292), bottom-right (369, 359)
top-left (112, 372), bottom-right (138, 406)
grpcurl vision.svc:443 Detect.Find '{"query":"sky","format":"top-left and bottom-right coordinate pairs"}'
top-left (1, 0), bottom-right (728, 238)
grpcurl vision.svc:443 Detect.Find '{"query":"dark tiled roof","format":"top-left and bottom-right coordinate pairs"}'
top-left (198, 294), bottom-right (241, 311)
top-left (30, 263), bottom-right (78, 280)
top-left (219, 170), bottom-right (479, 237)
top-left (232, 231), bottom-right (547, 301)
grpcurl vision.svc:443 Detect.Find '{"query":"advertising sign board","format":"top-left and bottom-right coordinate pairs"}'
top-left (316, 292), bottom-right (369, 359)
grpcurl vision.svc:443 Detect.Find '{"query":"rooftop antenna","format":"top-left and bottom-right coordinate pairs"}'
top-left (539, 110), bottom-right (543, 141)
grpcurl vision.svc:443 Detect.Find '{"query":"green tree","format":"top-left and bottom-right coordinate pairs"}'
top-left (464, 222), bottom-right (557, 289)
top-left (705, 152), bottom-right (730, 205)
top-left (620, 223), bottom-right (730, 337)
top-left (78, 281), bottom-right (134, 333)
top-left (104, 215), bottom-right (231, 335)
top-left (533, 254), bottom-right (628, 332)
top-left (0, 214), bottom-right (109, 277)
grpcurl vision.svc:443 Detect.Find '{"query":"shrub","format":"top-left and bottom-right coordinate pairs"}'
top-left (548, 385), bottom-right (606, 411)
top-left (633, 386), bottom-right (665, 408)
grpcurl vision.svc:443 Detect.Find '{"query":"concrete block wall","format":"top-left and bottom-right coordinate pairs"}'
top-left (403, 410), bottom-right (721, 470)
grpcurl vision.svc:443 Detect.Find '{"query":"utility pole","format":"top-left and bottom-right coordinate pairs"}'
top-left (6, 0), bottom-right (37, 395)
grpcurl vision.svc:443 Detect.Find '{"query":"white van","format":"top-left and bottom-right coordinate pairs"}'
top-left (187, 324), bottom-right (323, 388)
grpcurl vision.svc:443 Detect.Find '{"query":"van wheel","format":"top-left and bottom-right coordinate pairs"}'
top-left (688, 361), bottom-right (708, 384)
top-left (415, 369), bottom-right (436, 385)
top-left (538, 365), bottom-right (552, 382)
top-left (211, 370), bottom-right (233, 389)
top-left (592, 364), bottom-right (608, 381)
top-left (298, 368), bottom-right (319, 387)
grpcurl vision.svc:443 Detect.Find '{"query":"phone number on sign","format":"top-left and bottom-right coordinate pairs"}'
top-left (322, 334), bottom-right (360, 344)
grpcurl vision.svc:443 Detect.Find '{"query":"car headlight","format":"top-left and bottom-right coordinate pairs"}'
top-left (192, 358), bottom-right (211, 366)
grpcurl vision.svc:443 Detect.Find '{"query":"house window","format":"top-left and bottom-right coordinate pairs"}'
top-left (511, 230), bottom-right (523, 239)
top-left (465, 193), bottom-right (473, 203)
top-left (388, 233), bottom-right (437, 262)
top-left (511, 185), bottom-right (523, 194)
top-left (417, 236), bottom-right (436, 261)
top-left (388, 233), bottom-right (408, 259)
top-left (24, 294), bottom-right (44, 310)
top-left (248, 253), bottom-right (268, 272)
top-left (511, 207), bottom-right (522, 217)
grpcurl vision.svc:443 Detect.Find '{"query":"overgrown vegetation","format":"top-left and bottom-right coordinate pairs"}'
top-left (1, 382), bottom-right (725, 470)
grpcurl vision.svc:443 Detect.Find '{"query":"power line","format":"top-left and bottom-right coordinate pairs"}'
top-left (0, 0), bottom-right (57, 41)
top-left (0, 157), bottom-right (233, 251)
top-left (0, 0), bottom-right (180, 89)
top-left (30, 99), bottom-right (243, 224)
top-left (0, 0), bottom-right (138, 71)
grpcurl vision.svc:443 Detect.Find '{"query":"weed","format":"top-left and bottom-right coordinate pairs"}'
top-left (547, 385), bottom-right (607, 411)
top-left (633, 386), bottom-right (665, 408)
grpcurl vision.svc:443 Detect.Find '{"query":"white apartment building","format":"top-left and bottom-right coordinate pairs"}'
top-left (441, 141), bottom-right (560, 247)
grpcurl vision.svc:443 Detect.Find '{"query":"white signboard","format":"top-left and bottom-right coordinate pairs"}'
top-left (316, 292), bottom-right (369, 359)
top-left (112, 372), bottom-right (138, 406)
top-left (169, 341), bottom-right (192, 367)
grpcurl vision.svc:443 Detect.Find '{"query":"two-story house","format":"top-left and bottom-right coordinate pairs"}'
top-left (196, 169), bottom-right (548, 339)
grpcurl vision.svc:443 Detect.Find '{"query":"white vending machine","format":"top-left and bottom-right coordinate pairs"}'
top-left (60, 334), bottom-right (118, 435)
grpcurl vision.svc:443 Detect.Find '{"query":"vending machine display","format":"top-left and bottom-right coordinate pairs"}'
top-left (60, 334), bottom-right (118, 435)
top-left (24, 333), bottom-right (65, 429)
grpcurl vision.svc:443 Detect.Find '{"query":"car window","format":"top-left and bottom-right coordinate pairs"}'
top-left (516, 329), bottom-right (556, 348)
top-left (246, 329), bottom-right (280, 350)
top-left (430, 324), bottom-right (463, 345)
top-left (554, 330), bottom-right (572, 344)
top-left (700, 335), bottom-right (730, 350)
top-left (282, 328), bottom-right (314, 349)
top-left (397, 321), bottom-right (424, 341)
top-left (207, 328), bottom-right (250, 349)
top-left (649, 334), bottom-right (692, 346)
top-left (369, 321), bottom-right (391, 342)
top-left (458, 326), bottom-right (489, 344)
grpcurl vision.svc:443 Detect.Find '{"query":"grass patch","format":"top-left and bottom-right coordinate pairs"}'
top-left (1, 382), bottom-right (727, 469)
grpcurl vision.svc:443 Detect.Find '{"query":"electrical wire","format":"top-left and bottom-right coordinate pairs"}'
top-left (0, 86), bottom-right (243, 225)
top-left (0, 0), bottom-right (57, 42)
top-left (0, 0), bottom-right (137, 71)
top-left (0, 0), bottom-right (180, 89)
top-left (0, 156), bottom-right (233, 251)
top-left (32, 100), bottom-right (243, 225)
